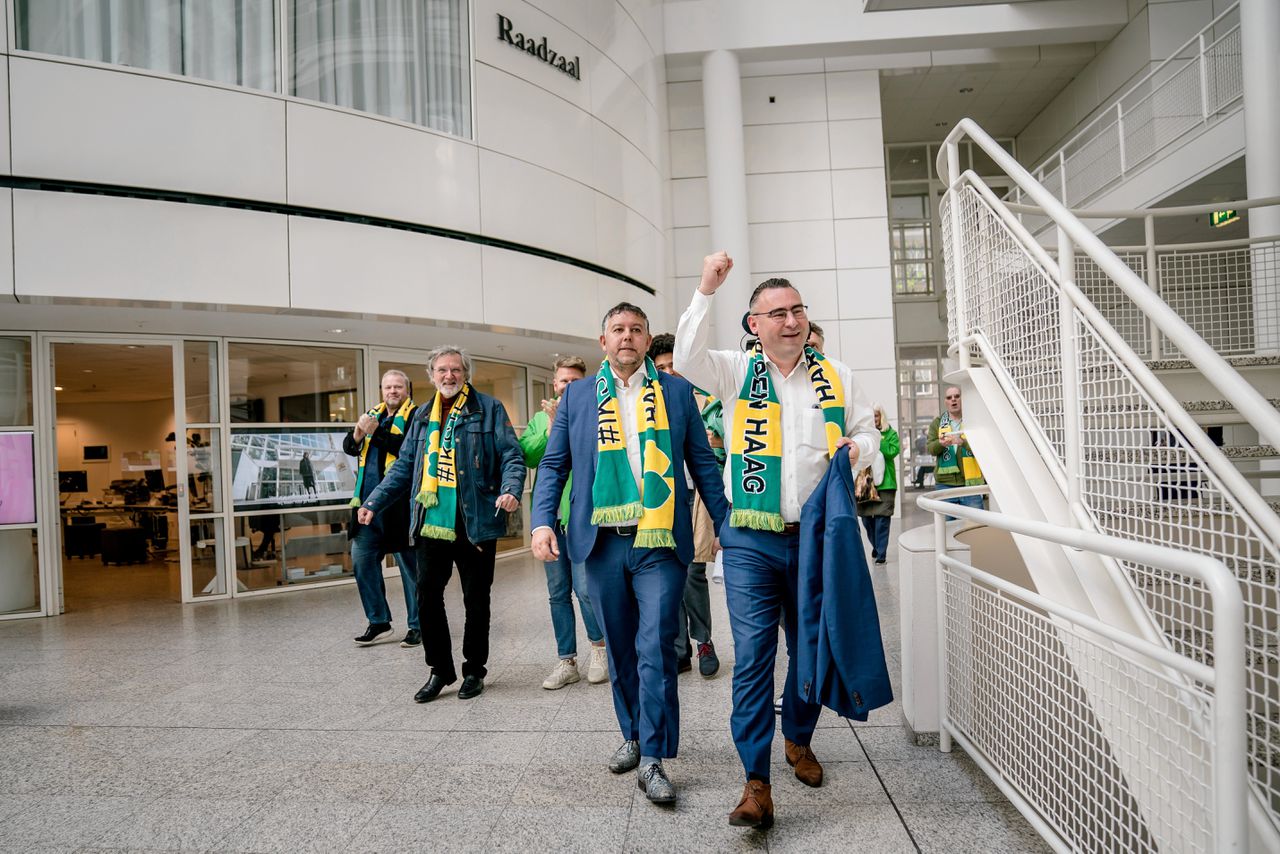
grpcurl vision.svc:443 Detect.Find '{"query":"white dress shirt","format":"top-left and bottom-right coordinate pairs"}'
top-left (674, 290), bottom-right (878, 523)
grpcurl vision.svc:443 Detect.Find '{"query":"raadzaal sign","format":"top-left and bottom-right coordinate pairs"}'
top-left (497, 14), bottom-right (581, 81)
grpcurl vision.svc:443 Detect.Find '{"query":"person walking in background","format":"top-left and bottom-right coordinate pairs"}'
top-left (531, 302), bottom-right (729, 806)
top-left (359, 346), bottom-right (526, 704)
top-left (343, 369), bottom-right (421, 647)
top-left (649, 332), bottom-right (722, 679)
top-left (857, 405), bottom-right (899, 566)
top-left (519, 355), bottom-right (609, 690)
top-left (928, 386), bottom-right (985, 511)
top-left (299, 451), bottom-right (317, 497)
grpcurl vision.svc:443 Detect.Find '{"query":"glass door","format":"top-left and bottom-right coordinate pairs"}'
top-left (0, 335), bottom-right (42, 619)
top-left (177, 340), bottom-right (230, 600)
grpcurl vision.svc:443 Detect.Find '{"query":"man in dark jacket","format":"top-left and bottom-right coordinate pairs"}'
top-left (343, 369), bottom-right (420, 648)
top-left (359, 347), bottom-right (526, 703)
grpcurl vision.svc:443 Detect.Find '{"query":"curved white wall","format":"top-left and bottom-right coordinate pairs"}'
top-left (1, 0), bottom-right (671, 341)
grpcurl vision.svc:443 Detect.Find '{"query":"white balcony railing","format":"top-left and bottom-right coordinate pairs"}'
top-left (1013, 3), bottom-right (1242, 208)
top-left (918, 489), bottom-right (1247, 854)
top-left (938, 118), bottom-right (1280, 843)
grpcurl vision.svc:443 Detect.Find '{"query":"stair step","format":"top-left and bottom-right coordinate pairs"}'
top-left (1147, 355), bottom-right (1280, 372)
top-left (1080, 398), bottom-right (1280, 415)
top-left (1081, 445), bottom-right (1276, 462)
top-left (1169, 628), bottom-right (1279, 671)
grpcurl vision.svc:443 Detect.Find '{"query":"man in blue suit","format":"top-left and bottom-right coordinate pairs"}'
top-left (532, 301), bottom-right (729, 805)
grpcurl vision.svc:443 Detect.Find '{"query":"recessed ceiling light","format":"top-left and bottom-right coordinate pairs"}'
top-left (126, 344), bottom-right (141, 349)
top-left (327, 328), bottom-right (347, 334)
top-left (909, 157), bottom-right (920, 164)
top-left (54, 386), bottom-right (64, 391)
top-left (82, 369), bottom-right (94, 373)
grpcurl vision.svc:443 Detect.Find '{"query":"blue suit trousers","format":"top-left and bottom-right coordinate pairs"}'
top-left (721, 524), bottom-right (822, 781)
top-left (584, 530), bottom-right (687, 759)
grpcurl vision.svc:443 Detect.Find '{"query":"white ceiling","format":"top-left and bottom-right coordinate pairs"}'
top-left (878, 43), bottom-right (1099, 143)
top-left (864, 0), bottom-right (1051, 9)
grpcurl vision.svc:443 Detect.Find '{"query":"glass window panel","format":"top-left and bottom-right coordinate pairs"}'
top-left (227, 343), bottom-right (361, 423)
top-left (0, 528), bottom-right (40, 614)
top-left (233, 508), bottom-right (354, 590)
top-left (188, 428), bottom-right (222, 513)
top-left (191, 519), bottom-right (225, 597)
top-left (378, 361), bottom-right (432, 406)
top-left (184, 340), bottom-right (218, 424)
top-left (889, 193), bottom-right (926, 220)
top-left (291, 0), bottom-right (472, 137)
top-left (16, 1), bottom-right (278, 91)
top-left (470, 361), bottom-right (528, 428)
top-left (887, 146), bottom-right (928, 181)
top-left (0, 338), bottom-right (34, 427)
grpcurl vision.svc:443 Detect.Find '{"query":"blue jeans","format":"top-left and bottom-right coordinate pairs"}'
top-left (720, 524), bottom-right (822, 781)
top-left (860, 515), bottom-right (892, 561)
top-left (546, 528), bottom-right (604, 659)
top-left (351, 525), bottom-right (419, 630)
top-left (937, 483), bottom-right (984, 520)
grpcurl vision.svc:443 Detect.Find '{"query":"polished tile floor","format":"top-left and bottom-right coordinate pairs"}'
top-left (0, 497), bottom-right (1047, 852)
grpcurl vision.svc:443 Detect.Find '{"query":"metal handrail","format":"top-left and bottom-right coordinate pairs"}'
top-left (1019, 2), bottom-right (1242, 206)
top-left (937, 119), bottom-right (1280, 453)
top-left (917, 487), bottom-right (1247, 853)
top-left (1005, 193), bottom-right (1280, 221)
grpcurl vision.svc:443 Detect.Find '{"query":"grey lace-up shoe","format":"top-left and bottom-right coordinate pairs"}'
top-left (608, 739), bottom-right (640, 774)
top-left (637, 762), bottom-right (676, 803)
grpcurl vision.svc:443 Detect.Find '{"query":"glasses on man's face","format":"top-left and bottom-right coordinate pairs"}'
top-left (750, 305), bottom-right (808, 323)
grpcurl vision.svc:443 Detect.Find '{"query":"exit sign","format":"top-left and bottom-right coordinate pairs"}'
top-left (1211, 209), bottom-right (1239, 228)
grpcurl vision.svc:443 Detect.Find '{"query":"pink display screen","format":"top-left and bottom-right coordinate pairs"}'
top-left (0, 432), bottom-right (36, 525)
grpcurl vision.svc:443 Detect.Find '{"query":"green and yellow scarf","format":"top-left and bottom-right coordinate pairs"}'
top-left (415, 383), bottom-right (471, 541)
top-left (349, 398), bottom-right (415, 507)
top-left (936, 412), bottom-right (984, 485)
top-left (590, 357), bottom-right (677, 549)
top-left (730, 344), bottom-right (845, 531)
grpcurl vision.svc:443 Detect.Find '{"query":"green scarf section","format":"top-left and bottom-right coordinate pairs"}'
top-left (935, 412), bottom-right (984, 485)
top-left (590, 357), bottom-right (677, 549)
top-left (349, 398), bottom-right (415, 508)
top-left (415, 383), bottom-right (471, 541)
top-left (729, 344), bottom-right (845, 531)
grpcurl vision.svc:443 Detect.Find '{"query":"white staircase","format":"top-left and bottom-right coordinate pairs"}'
top-left (932, 117), bottom-right (1280, 852)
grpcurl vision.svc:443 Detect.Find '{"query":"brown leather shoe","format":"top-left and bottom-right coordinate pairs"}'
top-left (728, 780), bottom-right (774, 829)
top-left (785, 739), bottom-right (824, 787)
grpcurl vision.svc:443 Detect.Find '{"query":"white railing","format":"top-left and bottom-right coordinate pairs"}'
top-left (937, 119), bottom-right (1280, 839)
top-left (1007, 195), bottom-right (1280, 359)
top-left (1014, 3), bottom-right (1242, 208)
top-left (918, 488), bottom-right (1247, 853)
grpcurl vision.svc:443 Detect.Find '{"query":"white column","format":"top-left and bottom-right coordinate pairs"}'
top-left (701, 50), bottom-right (753, 350)
top-left (1241, 0), bottom-right (1280, 353)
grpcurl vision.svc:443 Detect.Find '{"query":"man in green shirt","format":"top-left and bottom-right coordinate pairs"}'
top-left (927, 386), bottom-right (985, 513)
top-left (519, 356), bottom-right (608, 689)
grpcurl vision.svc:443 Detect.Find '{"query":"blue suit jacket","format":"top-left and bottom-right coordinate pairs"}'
top-left (796, 455), bottom-right (893, 720)
top-left (532, 370), bottom-right (730, 566)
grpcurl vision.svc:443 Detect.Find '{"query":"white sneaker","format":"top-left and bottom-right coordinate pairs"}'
top-left (542, 658), bottom-right (581, 690)
top-left (587, 645), bottom-right (609, 684)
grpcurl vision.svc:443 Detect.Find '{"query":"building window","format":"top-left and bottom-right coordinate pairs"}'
top-left (890, 193), bottom-right (933, 296)
top-left (16, 0), bottom-right (278, 92)
top-left (291, 0), bottom-right (472, 137)
top-left (897, 347), bottom-right (943, 483)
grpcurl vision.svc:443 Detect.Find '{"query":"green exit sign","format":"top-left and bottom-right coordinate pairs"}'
top-left (1211, 209), bottom-right (1239, 228)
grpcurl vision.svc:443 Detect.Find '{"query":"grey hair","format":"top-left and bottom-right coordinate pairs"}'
top-left (426, 346), bottom-right (473, 382)
top-left (380, 368), bottom-right (410, 385)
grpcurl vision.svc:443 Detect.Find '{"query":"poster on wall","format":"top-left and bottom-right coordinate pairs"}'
top-left (0, 432), bottom-right (37, 525)
top-left (229, 427), bottom-right (355, 512)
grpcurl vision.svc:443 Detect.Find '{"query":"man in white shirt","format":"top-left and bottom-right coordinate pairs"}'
top-left (674, 251), bottom-right (878, 830)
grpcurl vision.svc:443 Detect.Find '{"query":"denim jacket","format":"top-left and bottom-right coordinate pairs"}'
top-left (362, 387), bottom-right (526, 545)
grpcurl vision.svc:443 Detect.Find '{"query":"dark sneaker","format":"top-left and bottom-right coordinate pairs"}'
top-left (697, 642), bottom-right (720, 677)
top-left (399, 629), bottom-right (422, 648)
top-left (354, 623), bottom-right (393, 645)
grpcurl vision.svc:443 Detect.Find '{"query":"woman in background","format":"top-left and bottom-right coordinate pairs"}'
top-left (857, 405), bottom-right (899, 566)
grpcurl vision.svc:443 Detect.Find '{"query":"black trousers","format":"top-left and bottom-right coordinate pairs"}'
top-left (415, 532), bottom-right (497, 681)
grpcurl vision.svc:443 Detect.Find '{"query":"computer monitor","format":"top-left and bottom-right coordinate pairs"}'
top-left (59, 470), bottom-right (89, 493)
top-left (143, 468), bottom-right (166, 491)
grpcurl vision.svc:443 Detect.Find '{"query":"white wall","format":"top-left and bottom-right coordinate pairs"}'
top-left (3, 0), bottom-right (670, 340)
top-left (667, 64), bottom-right (898, 413)
top-left (1017, 0), bottom-right (1237, 168)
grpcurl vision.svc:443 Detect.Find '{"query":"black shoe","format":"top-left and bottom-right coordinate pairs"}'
top-left (875, 558), bottom-right (887, 566)
top-left (399, 629), bottom-right (422, 648)
top-left (413, 673), bottom-right (453, 703)
top-left (677, 657), bottom-right (692, 674)
top-left (697, 642), bottom-right (720, 678)
top-left (457, 675), bottom-right (485, 699)
top-left (354, 623), bottom-right (393, 645)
